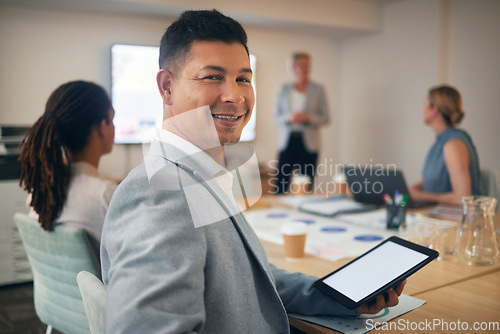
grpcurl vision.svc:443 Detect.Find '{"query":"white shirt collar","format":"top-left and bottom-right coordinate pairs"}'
top-left (155, 128), bottom-right (201, 159)
top-left (155, 128), bottom-right (235, 200)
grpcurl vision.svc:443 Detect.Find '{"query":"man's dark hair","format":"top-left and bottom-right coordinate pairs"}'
top-left (159, 9), bottom-right (249, 72)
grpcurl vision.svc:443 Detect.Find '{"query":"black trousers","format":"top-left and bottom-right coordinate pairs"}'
top-left (275, 132), bottom-right (318, 194)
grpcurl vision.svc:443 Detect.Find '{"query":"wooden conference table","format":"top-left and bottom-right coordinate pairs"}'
top-left (253, 196), bottom-right (500, 334)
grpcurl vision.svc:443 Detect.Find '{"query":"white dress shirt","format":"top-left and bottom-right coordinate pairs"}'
top-left (155, 128), bottom-right (236, 202)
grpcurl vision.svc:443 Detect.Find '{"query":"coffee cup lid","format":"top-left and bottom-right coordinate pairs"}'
top-left (333, 174), bottom-right (346, 183)
top-left (292, 175), bottom-right (310, 184)
top-left (280, 222), bottom-right (307, 235)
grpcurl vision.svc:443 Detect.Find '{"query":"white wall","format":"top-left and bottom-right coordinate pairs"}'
top-left (0, 6), bottom-right (170, 178)
top-left (247, 28), bottom-right (341, 178)
top-left (447, 0), bottom-right (500, 173)
top-left (339, 0), bottom-right (500, 185)
top-left (2, 1), bottom-right (498, 185)
top-left (0, 5), bottom-right (340, 180)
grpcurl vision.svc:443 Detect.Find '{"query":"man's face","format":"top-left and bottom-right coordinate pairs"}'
top-left (160, 40), bottom-right (254, 147)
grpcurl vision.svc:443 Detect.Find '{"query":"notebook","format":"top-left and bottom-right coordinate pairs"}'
top-left (299, 196), bottom-right (377, 217)
top-left (343, 167), bottom-right (431, 208)
top-left (429, 204), bottom-right (463, 220)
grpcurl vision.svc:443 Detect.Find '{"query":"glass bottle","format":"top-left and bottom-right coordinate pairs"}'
top-left (456, 196), bottom-right (498, 265)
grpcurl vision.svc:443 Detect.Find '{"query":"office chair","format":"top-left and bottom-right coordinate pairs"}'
top-left (479, 169), bottom-right (500, 211)
top-left (14, 213), bottom-right (101, 334)
top-left (77, 271), bottom-right (106, 334)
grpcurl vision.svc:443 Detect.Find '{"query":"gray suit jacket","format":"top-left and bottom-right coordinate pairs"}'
top-left (274, 82), bottom-right (330, 152)
top-left (101, 140), bottom-right (354, 333)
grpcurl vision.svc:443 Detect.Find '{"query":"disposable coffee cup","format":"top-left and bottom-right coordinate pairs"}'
top-left (280, 222), bottom-right (308, 259)
top-left (333, 174), bottom-right (347, 195)
top-left (291, 174), bottom-right (311, 195)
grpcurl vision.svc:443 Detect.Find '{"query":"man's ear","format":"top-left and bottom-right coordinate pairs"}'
top-left (157, 68), bottom-right (174, 106)
top-left (97, 119), bottom-right (107, 138)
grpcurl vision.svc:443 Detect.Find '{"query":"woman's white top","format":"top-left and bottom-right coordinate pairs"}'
top-left (29, 161), bottom-right (118, 255)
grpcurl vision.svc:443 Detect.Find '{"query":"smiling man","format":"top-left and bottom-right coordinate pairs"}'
top-left (158, 39), bottom-right (255, 160)
top-left (101, 10), bottom-right (404, 334)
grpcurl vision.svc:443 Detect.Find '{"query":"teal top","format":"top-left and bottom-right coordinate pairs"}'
top-left (422, 128), bottom-right (480, 195)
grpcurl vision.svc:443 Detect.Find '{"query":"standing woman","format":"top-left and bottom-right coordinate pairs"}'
top-left (19, 80), bottom-right (117, 256)
top-left (409, 85), bottom-right (480, 206)
top-left (273, 52), bottom-right (330, 194)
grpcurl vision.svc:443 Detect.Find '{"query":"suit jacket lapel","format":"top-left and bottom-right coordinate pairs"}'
top-left (147, 140), bottom-right (275, 282)
top-left (303, 82), bottom-right (313, 115)
top-left (284, 83), bottom-right (294, 115)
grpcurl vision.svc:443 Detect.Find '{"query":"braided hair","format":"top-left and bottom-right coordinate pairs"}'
top-left (18, 81), bottom-right (112, 231)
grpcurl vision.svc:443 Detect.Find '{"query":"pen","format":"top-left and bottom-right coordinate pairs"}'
top-left (383, 194), bottom-right (393, 205)
top-left (394, 190), bottom-right (400, 204)
top-left (401, 194), bottom-right (409, 206)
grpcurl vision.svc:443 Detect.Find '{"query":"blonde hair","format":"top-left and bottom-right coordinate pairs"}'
top-left (428, 85), bottom-right (465, 125)
top-left (292, 52), bottom-right (310, 66)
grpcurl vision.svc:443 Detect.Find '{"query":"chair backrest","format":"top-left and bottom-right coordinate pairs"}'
top-left (77, 271), bottom-right (106, 334)
top-left (14, 213), bottom-right (101, 334)
top-left (479, 169), bottom-right (500, 211)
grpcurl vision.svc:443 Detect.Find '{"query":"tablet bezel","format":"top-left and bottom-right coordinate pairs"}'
top-left (313, 236), bottom-right (439, 309)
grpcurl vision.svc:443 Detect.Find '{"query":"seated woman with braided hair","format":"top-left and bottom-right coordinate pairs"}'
top-left (19, 80), bottom-right (117, 257)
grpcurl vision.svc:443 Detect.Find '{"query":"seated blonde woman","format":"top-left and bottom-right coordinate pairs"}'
top-left (409, 85), bottom-right (480, 206)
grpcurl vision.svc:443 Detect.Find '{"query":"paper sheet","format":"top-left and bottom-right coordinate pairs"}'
top-left (428, 204), bottom-right (463, 221)
top-left (245, 208), bottom-right (395, 261)
top-left (277, 195), bottom-right (322, 208)
top-left (300, 197), bottom-right (377, 217)
top-left (335, 209), bottom-right (388, 230)
top-left (289, 294), bottom-right (426, 334)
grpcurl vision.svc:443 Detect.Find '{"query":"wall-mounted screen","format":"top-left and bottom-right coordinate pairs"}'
top-left (111, 44), bottom-right (257, 144)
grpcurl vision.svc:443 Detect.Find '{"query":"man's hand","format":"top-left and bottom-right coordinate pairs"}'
top-left (354, 280), bottom-right (406, 315)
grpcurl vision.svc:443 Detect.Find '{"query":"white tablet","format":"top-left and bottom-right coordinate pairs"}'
top-left (314, 236), bottom-right (438, 309)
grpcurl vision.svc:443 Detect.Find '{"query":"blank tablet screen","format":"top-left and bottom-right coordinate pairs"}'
top-left (321, 240), bottom-right (428, 302)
